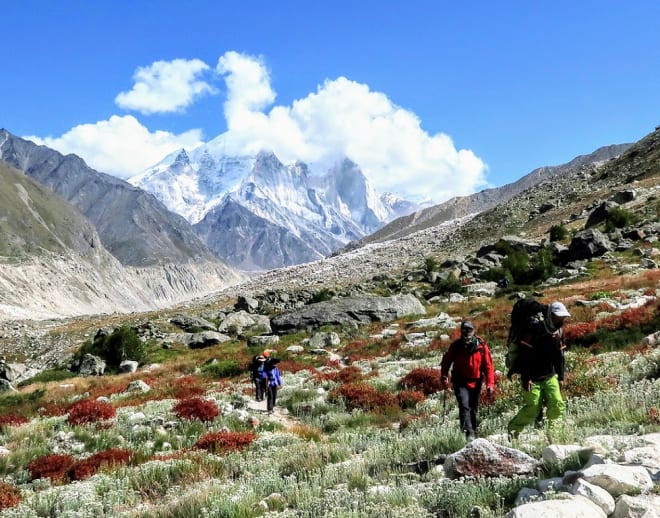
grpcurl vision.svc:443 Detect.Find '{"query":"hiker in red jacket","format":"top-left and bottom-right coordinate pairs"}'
top-left (440, 321), bottom-right (495, 441)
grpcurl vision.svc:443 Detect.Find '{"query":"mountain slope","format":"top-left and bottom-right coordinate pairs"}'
top-left (0, 129), bottom-right (219, 267)
top-left (340, 144), bottom-right (631, 252)
top-left (224, 129), bottom-right (657, 295)
top-left (131, 142), bottom-right (419, 270)
top-left (0, 131), bottom-right (247, 320)
top-left (0, 161), bottom-right (100, 258)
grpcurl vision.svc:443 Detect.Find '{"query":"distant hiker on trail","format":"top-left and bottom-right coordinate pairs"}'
top-left (248, 354), bottom-right (267, 401)
top-left (263, 350), bottom-right (283, 413)
top-left (440, 321), bottom-right (495, 441)
top-left (507, 301), bottom-right (571, 440)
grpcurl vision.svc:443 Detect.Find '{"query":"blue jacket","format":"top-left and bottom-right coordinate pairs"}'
top-left (263, 366), bottom-right (282, 387)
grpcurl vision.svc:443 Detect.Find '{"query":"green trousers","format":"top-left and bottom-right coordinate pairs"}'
top-left (508, 375), bottom-right (565, 434)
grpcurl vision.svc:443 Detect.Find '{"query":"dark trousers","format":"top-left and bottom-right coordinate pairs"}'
top-left (266, 384), bottom-right (278, 411)
top-left (453, 384), bottom-right (481, 435)
top-left (253, 378), bottom-right (265, 401)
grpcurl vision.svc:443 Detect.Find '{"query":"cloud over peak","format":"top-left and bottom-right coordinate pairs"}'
top-left (27, 51), bottom-right (487, 203)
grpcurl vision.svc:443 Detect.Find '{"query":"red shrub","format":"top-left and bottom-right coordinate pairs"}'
top-left (194, 431), bottom-right (257, 453)
top-left (397, 390), bottom-right (425, 409)
top-left (0, 414), bottom-right (29, 429)
top-left (649, 407), bottom-right (660, 424)
top-left (314, 365), bottom-right (364, 384)
top-left (173, 397), bottom-right (219, 422)
top-left (28, 454), bottom-right (75, 482)
top-left (0, 482), bottom-right (21, 510)
top-left (68, 448), bottom-right (133, 481)
top-left (172, 376), bottom-right (205, 399)
top-left (399, 368), bottom-right (443, 395)
top-left (67, 399), bottom-right (116, 426)
top-left (87, 379), bottom-right (130, 399)
top-left (329, 382), bottom-right (398, 412)
top-left (40, 402), bottom-right (69, 417)
top-left (279, 359), bottom-right (314, 374)
top-left (563, 321), bottom-right (598, 342)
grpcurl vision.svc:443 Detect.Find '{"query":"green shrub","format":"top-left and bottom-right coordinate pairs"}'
top-left (311, 288), bottom-right (334, 303)
top-left (424, 256), bottom-right (440, 273)
top-left (18, 368), bottom-right (74, 386)
top-left (500, 248), bottom-right (557, 285)
top-left (75, 326), bottom-right (146, 369)
top-left (604, 207), bottom-right (640, 232)
top-left (200, 359), bottom-right (243, 379)
top-left (549, 224), bottom-right (569, 241)
top-left (480, 267), bottom-right (510, 283)
top-left (432, 273), bottom-right (464, 295)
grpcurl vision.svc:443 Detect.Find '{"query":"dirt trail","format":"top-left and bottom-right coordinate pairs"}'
top-left (246, 399), bottom-right (298, 429)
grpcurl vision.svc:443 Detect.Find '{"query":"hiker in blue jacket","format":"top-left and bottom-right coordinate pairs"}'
top-left (263, 351), bottom-right (283, 413)
top-left (508, 301), bottom-right (570, 440)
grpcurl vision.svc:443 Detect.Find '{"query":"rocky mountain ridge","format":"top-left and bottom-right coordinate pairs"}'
top-left (340, 143), bottom-right (632, 252)
top-left (0, 131), bottom-right (246, 320)
top-left (132, 144), bottom-right (418, 270)
top-left (205, 127), bottom-right (659, 300)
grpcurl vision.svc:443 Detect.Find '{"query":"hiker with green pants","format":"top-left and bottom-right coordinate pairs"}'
top-left (508, 301), bottom-right (570, 439)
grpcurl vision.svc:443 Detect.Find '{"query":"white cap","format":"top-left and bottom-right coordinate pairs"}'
top-left (550, 301), bottom-right (571, 317)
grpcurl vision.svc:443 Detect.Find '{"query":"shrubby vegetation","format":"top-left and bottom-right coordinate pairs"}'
top-left (0, 262), bottom-right (658, 517)
top-left (603, 206), bottom-right (640, 232)
top-left (74, 326), bottom-right (146, 369)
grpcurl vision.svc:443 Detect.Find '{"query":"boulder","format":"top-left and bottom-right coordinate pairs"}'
top-left (169, 314), bottom-right (217, 332)
top-left (580, 464), bottom-right (653, 497)
top-left (567, 229), bottom-right (613, 261)
top-left (219, 311), bottom-right (271, 336)
top-left (271, 294), bottom-right (425, 334)
top-left (612, 494), bottom-right (660, 518)
top-left (119, 360), bottom-right (139, 374)
top-left (0, 362), bottom-right (27, 383)
top-left (504, 494), bottom-right (606, 518)
top-left (185, 331), bottom-right (232, 349)
top-left (78, 354), bottom-right (106, 376)
top-left (443, 439), bottom-right (539, 479)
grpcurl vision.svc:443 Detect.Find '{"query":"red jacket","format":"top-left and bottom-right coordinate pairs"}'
top-left (440, 335), bottom-right (495, 389)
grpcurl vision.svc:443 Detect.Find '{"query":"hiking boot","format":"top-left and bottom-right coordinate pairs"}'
top-left (466, 431), bottom-right (476, 442)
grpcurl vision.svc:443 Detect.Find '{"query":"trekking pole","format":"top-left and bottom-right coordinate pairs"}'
top-left (441, 385), bottom-right (449, 423)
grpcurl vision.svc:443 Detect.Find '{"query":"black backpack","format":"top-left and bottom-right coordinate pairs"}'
top-left (505, 298), bottom-right (547, 378)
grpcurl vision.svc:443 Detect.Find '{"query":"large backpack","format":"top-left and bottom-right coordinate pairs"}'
top-left (505, 298), bottom-right (547, 378)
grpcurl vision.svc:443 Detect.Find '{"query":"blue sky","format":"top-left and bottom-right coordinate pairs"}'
top-left (2, 1), bottom-right (659, 204)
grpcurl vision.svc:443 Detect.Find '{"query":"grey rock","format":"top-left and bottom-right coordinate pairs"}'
top-left (247, 335), bottom-right (280, 347)
top-left (443, 439), bottom-right (539, 479)
top-left (271, 294), bottom-right (425, 334)
top-left (119, 360), bottom-right (139, 374)
top-left (567, 229), bottom-right (613, 260)
top-left (78, 354), bottom-right (106, 376)
top-left (185, 331), bottom-right (231, 349)
top-left (169, 314), bottom-right (217, 332)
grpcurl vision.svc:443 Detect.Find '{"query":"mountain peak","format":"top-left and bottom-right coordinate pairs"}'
top-left (254, 150), bottom-right (282, 167)
top-left (172, 149), bottom-right (191, 169)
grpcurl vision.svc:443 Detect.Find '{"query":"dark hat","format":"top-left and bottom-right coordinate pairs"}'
top-left (461, 321), bottom-right (474, 330)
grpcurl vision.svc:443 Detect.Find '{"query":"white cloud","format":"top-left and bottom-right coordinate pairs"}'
top-left (214, 52), bottom-right (487, 202)
top-left (30, 52), bottom-right (486, 202)
top-left (115, 58), bottom-right (215, 114)
top-left (26, 115), bottom-right (203, 179)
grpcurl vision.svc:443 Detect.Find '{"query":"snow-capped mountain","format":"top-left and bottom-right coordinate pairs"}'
top-left (130, 140), bottom-right (418, 270)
